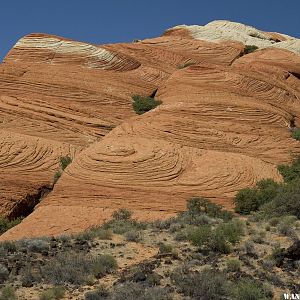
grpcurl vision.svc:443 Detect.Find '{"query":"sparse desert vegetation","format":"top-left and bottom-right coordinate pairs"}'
top-left (0, 193), bottom-right (299, 299)
top-left (244, 45), bottom-right (259, 54)
top-left (53, 156), bottom-right (72, 184)
top-left (132, 95), bottom-right (162, 115)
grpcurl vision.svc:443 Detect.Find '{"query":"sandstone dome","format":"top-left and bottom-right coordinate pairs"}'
top-left (0, 20), bottom-right (300, 240)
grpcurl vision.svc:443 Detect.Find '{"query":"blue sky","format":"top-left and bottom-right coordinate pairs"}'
top-left (1, 0), bottom-right (299, 61)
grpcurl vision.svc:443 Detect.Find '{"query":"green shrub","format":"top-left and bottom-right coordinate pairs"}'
top-left (21, 265), bottom-right (41, 287)
top-left (187, 219), bottom-right (243, 253)
top-left (26, 239), bottom-right (49, 253)
top-left (216, 219), bottom-right (244, 244)
top-left (53, 155), bottom-right (72, 183)
top-left (53, 170), bottom-right (62, 184)
top-left (74, 230), bottom-right (94, 242)
top-left (226, 259), bottom-right (241, 272)
top-left (234, 179), bottom-right (280, 214)
top-left (112, 208), bottom-right (133, 221)
top-left (125, 230), bottom-right (141, 242)
top-left (244, 45), bottom-right (259, 54)
top-left (110, 283), bottom-right (171, 300)
top-left (277, 156), bottom-right (300, 182)
top-left (90, 228), bottom-right (112, 240)
top-left (174, 230), bottom-right (188, 241)
top-left (186, 197), bottom-right (233, 221)
top-left (291, 128), bottom-right (300, 140)
top-left (0, 285), bottom-right (16, 300)
top-left (261, 181), bottom-right (300, 218)
top-left (171, 267), bottom-right (229, 299)
top-left (177, 62), bottom-right (194, 69)
top-left (158, 243), bottom-right (173, 254)
top-left (187, 225), bottom-right (212, 247)
top-left (132, 95), bottom-right (162, 115)
top-left (39, 286), bottom-right (65, 300)
top-left (231, 279), bottom-right (268, 300)
top-left (243, 240), bottom-right (256, 255)
top-left (0, 241), bottom-right (17, 253)
top-left (60, 156), bottom-right (72, 170)
top-left (85, 284), bottom-right (109, 300)
top-left (92, 254), bottom-right (118, 279)
top-left (0, 264), bottom-right (9, 284)
top-left (102, 211), bottom-right (146, 235)
top-left (41, 253), bottom-right (116, 285)
top-left (210, 229), bottom-right (232, 254)
top-left (0, 217), bottom-right (22, 235)
top-left (269, 217), bottom-right (280, 226)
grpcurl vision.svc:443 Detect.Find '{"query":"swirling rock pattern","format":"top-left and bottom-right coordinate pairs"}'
top-left (1, 21), bottom-right (300, 240)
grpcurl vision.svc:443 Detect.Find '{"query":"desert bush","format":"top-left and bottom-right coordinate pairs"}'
top-left (243, 240), bottom-right (256, 256)
top-left (269, 246), bottom-right (285, 266)
top-left (244, 45), bottom-right (259, 54)
top-left (261, 181), bottom-right (300, 219)
top-left (158, 243), bottom-right (173, 254)
top-left (252, 230), bottom-right (266, 244)
top-left (291, 128), bottom-right (300, 140)
top-left (90, 228), bottom-right (113, 240)
top-left (277, 156), bottom-right (300, 183)
top-left (0, 285), bottom-right (16, 300)
top-left (102, 219), bottom-right (146, 235)
top-left (53, 155), bottom-right (72, 183)
top-left (177, 62), bottom-right (194, 69)
top-left (269, 217), bottom-right (280, 226)
top-left (187, 225), bottom-right (212, 248)
top-left (0, 241), bottom-right (17, 253)
top-left (0, 264), bottom-right (9, 284)
top-left (234, 179), bottom-right (280, 214)
top-left (262, 258), bottom-right (276, 270)
top-left (41, 253), bottom-right (116, 285)
top-left (102, 210), bottom-right (146, 235)
top-left (186, 197), bottom-right (233, 221)
top-left (21, 265), bottom-right (41, 287)
top-left (53, 170), bottom-right (62, 183)
top-left (169, 223), bottom-right (183, 233)
top-left (85, 284), bottom-right (109, 299)
top-left (187, 219), bottom-right (243, 253)
top-left (112, 208), bottom-right (132, 221)
top-left (39, 286), bottom-right (65, 300)
top-left (111, 283), bottom-right (171, 300)
top-left (132, 95), bottom-right (162, 115)
top-left (210, 228), bottom-right (232, 254)
top-left (26, 239), bottom-right (49, 253)
top-left (216, 219), bottom-right (244, 244)
top-left (277, 222), bottom-right (296, 237)
top-left (174, 230), bottom-right (188, 241)
top-left (151, 218), bottom-right (176, 230)
top-left (230, 279), bottom-right (269, 300)
top-left (171, 267), bottom-right (229, 299)
top-left (0, 217), bottom-right (22, 235)
top-left (227, 259), bottom-right (241, 272)
top-left (92, 254), bottom-right (118, 279)
top-left (60, 156), bottom-right (72, 170)
top-left (125, 230), bottom-right (141, 242)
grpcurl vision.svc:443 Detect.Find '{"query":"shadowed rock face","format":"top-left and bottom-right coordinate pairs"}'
top-left (1, 20), bottom-right (300, 240)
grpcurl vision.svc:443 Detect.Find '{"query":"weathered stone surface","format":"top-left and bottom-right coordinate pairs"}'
top-left (1, 21), bottom-right (300, 240)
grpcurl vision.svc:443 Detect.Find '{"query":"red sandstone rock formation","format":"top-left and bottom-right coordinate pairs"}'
top-left (1, 21), bottom-right (300, 240)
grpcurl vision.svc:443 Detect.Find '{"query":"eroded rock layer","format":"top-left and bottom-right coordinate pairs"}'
top-left (1, 21), bottom-right (300, 240)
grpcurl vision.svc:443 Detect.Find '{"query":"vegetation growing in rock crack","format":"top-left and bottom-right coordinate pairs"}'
top-left (132, 95), bottom-right (162, 115)
top-left (53, 155), bottom-right (72, 183)
top-left (244, 45), bottom-right (259, 54)
top-left (291, 128), bottom-right (300, 141)
top-left (0, 217), bottom-right (22, 235)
